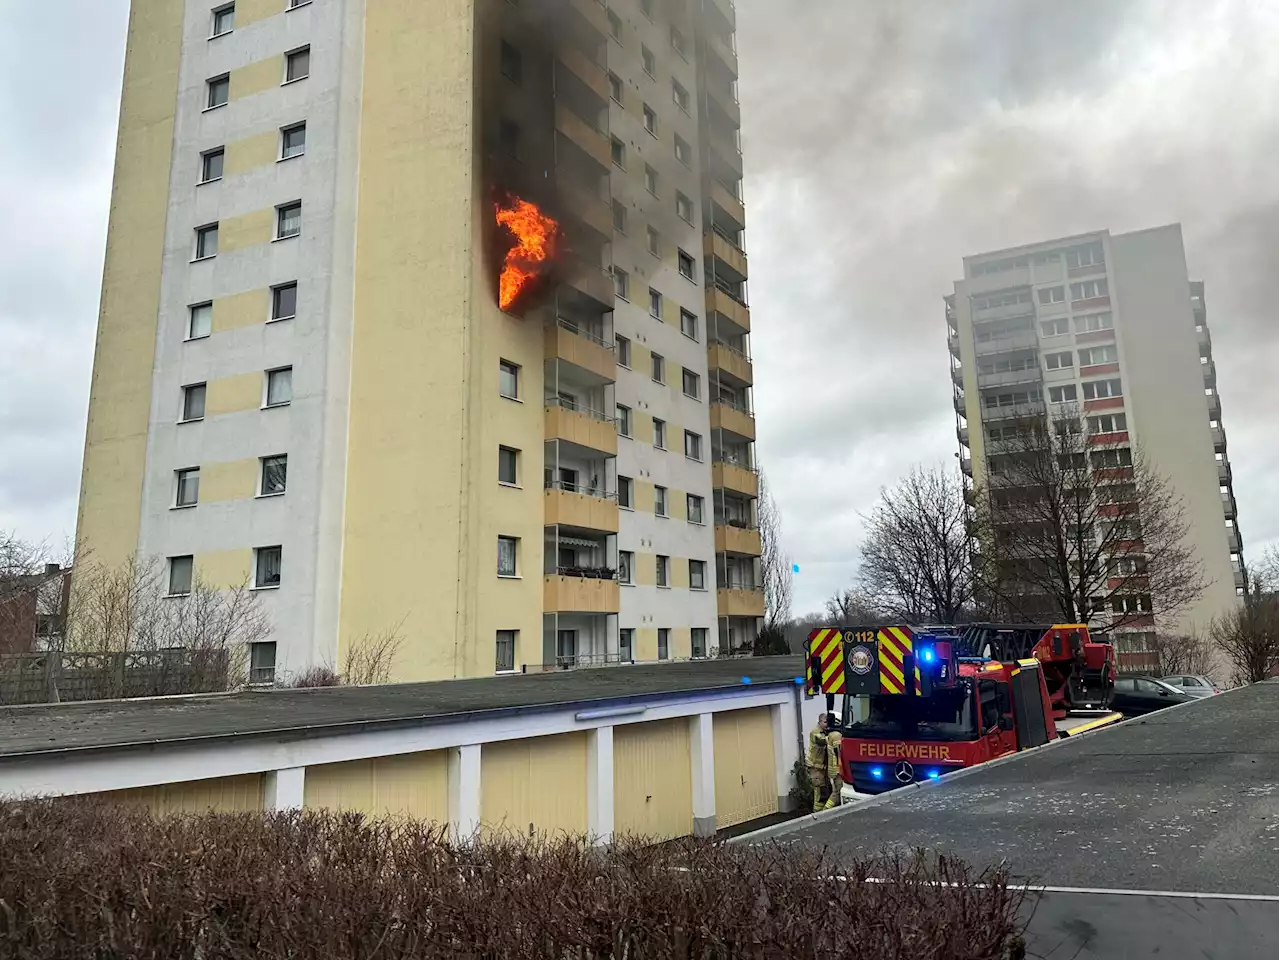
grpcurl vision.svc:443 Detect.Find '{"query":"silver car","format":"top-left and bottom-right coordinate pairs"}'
top-left (1160, 674), bottom-right (1220, 698)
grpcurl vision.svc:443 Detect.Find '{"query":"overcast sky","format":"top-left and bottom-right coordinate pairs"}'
top-left (0, 1), bottom-right (1275, 617)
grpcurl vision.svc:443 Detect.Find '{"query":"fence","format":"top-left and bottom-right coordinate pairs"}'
top-left (0, 649), bottom-right (233, 706)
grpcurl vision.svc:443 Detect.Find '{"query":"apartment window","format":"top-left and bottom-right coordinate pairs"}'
top-left (495, 631), bottom-right (517, 672)
top-left (671, 26), bottom-right (686, 56)
top-left (206, 75), bottom-right (229, 109)
top-left (644, 164), bottom-right (658, 195)
top-left (684, 430), bottom-right (702, 460)
top-left (691, 627), bottom-right (707, 658)
top-left (200, 148), bottom-right (224, 183)
top-left (500, 40), bottom-right (521, 83)
top-left (168, 555), bottom-right (194, 597)
top-left (651, 352), bottom-right (665, 383)
top-left (672, 80), bottom-right (690, 112)
top-left (265, 367), bottom-right (293, 407)
top-left (1082, 378), bottom-right (1123, 400)
top-left (680, 308), bottom-right (698, 340)
top-left (610, 136), bottom-right (626, 168)
top-left (657, 627), bottom-right (670, 658)
top-left (608, 71), bottom-right (623, 102)
top-left (287, 0), bottom-right (310, 7)
top-left (181, 383), bottom-right (206, 422)
top-left (1041, 317), bottom-right (1069, 337)
top-left (615, 335), bottom-right (631, 367)
top-left (677, 249), bottom-right (695, 280)
top-left (280, 122), bottom-right (306, 159)
top-left (608, 9), bottom-right (622, 38)
top-left (674, 135), bottom-right (691, 166)
top-left (1047, 384), bottom-right (1077, 404)
top-left (646, 225), bottom-right (660, 256)
top-left (1088, 413), bottom-right (1127, 434)
top-left (1044, 351), bottom-right (1073, 370)
top-left (653, 418), bottom-right (667, 449)
top-left (1076, 312), bottom-right (1113, 332)
top-left (1092, 448), bottom-right (1134, 469)
top-left (676, 192), bottom-right (693, 223)
top-left (687, 493), bottom-right (704, 523)
top-left (689, 560), bottom-right (706, 590)
top-left (175, 468), bottom-right (200, 507)
top-left (194, 224), bottom-right (218, 260)
top-left (249, 641), bottom-right (277, 684)
top-left (1079, 345), bottom-right (1118, 366)
top-left (211, 4), bottom-right (235, 37)
top-left (285, 46), bottom-right (310, 83)
top-left (1071, 279), bottom-right (1108, 301)
top-left (272, 282), bottom-right (298, 321)
top-left (1037, 286), bottom-right (1065, 305)
top-left (648, 287), bottom-right (663, 318)
top-left (255, 546), bottom-right (283, 588)
top-left (613, 267), bottom-right (630, 300)
top-left (187, 302), bottom-right (212, 340)
top-left (499, 118), bottom-right (521, 159)
top-left (498, 446), bottom-right (519, 485)
top-left (656, 556), bottom-right (670, 587)
top-left (643, 104), bottom-right (657, 135)
top-left (619, 627), bottom-right (634, 662)
top-left (682, 368), bottom-right (700, 398)
top-left (1054, 418), bottom-right (1082, 438)
top-left (1066, 242), bottom-right (1105, 268)
top-left (641, 44), bottom-right (655, 76)
top-left (260, 455), bottom-right (288, 495)
top-left (499, 359), bottom-right (519, 399)
top-left (616, 404), bottom-right (632, 437)
top-left (655, 485), bottom-right (668, 516)
top-left (619, 551), bottom-right (634, 585)
top-left (276, 202), bottom-right (302, 239)
top-left (618, 475), bottom-right (634, 508)
top-left (612, 199), bottom-right (628, 233)
top-left (497, 536), bottom-right (519, 577)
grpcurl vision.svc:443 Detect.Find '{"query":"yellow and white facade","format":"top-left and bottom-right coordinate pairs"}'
top-left (75, 0), bottom-right (762, 682)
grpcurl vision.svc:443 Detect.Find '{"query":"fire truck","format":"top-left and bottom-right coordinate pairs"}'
top-left (806, 623), bottom-right (1122, 796)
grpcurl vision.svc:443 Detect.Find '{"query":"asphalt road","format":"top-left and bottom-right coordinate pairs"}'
top-left (746, 681), bottom-right (1278, 958)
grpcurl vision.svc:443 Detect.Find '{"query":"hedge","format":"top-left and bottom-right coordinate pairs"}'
top-left (0, 799), bottom-right (1026, 959)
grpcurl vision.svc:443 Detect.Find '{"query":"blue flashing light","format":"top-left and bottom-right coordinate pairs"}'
top-left (870, 766), bottom-right (885, 780)
top-left (794, 676), bottom-right (805, 685)
top-left (920, 647), bottom-right (935, 663)
top-left (926, 770), bottom-right (941, 780)
top-left (740, 676), bottom-right (752, 684)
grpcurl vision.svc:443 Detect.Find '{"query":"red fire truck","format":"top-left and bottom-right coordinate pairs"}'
top-left (806, 623), bottom-right (1121, 795)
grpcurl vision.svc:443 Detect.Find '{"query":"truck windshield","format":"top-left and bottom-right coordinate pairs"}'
top-left (843, 685), bottom-right (976, 741)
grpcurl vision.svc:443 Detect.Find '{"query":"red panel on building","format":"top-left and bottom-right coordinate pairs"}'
top-left (1080, 362), bottom-right (1121, 377)
top-left (1084, 397), bottom-right (1125, 411)
top-left (1087, 431), bottom-right (1129, 445)
top-left (1076, 330), bottom-right (1115, 344)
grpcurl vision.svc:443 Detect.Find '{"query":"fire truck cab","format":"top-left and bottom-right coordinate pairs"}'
top-left (807, 624), bottom-right (1120, 796)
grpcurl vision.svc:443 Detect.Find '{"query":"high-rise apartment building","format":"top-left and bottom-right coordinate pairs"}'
top-left (947, 224), bottom-right (1243, 667)
top-left (75, 0), bottom-right (761, 683)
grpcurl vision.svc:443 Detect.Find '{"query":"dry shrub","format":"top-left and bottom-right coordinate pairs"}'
top-left (0, 799), bottom-right (1026, 959)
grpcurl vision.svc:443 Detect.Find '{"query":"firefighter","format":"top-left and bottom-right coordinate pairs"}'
top-left (824, 728), bottom-right (844, 809)
top-left (806, 713), bottom-right (831, 812)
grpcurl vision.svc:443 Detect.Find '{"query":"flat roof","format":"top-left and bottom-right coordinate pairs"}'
top-left (755, 679), bottom-right (1278, 896)
top-left (0, 655), bottom-right (804, 759)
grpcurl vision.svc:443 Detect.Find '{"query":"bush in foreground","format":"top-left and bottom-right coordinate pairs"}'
top-left (0, 800), bottom-right (1027, 959)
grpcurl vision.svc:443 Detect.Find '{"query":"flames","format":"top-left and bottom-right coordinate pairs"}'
top-left (494, 196), bottom-right (558, 311)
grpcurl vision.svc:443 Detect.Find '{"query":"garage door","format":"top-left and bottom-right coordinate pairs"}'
top-left (481, 732), bottom-right (588, 837)
top-left (713, 708), bottom-right (777, 829)
top-left (614, 718), bottom-right (693, 841)
top-left (303, 750), bottom-right (449, 823)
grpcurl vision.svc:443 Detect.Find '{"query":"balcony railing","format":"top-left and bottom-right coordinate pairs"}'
top-left (544, 394), bottom-right (614, 422)
top-left (556, 316), bottom-right (610, 350)
top-left (716, 516), bottom-right (757, 530)
top-left (713, 395), bottom-right (751, 415)
top-left (553, 564), bottom-right (617, 580)
top-left (545, 478), bottom-right (615, 499)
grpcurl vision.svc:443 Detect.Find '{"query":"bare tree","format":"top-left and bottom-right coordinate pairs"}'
top-left (1149, 631), bottom-right (1218, 677)
top-left (341, 622), bottom-right (405, 686)
top-left (854, 465), bottom-right (975, 624)
top-left (757, 467), bottom-right (793, 640)
top-left (970, 409), bottom-right (1205, 632)
top-left (824, 587), bottom-right (889, 625)
top-left (1210, 549), bottom-right (1278, 685)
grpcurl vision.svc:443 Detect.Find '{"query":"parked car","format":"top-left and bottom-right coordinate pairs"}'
top-left (1160, 674), bottom-right (1221, 698)
top-left (1109, 676), bottom-right (1196, 716)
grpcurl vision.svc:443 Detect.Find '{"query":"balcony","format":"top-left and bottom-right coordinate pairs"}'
top-left (957, 425), bottom-right (969, 446)
top-left (710, 399), bottom-right (755, 441)
top-left (980, 401), bottom-right (1046, 422)
top-left (707, 340), bottom-right (752, 386)
top-left (948, 331), bottom-right (960, 357)
top-left (708, 128), bottom-right (743, 176)
top-left (1217, 460), bottom-right (1232, 486)
top-left (545, 400), bottom-right (618, 456)
top-left (710, 179), bottom-right (745, 230)
top-left (705, 77), bottom-right (740, 127)
top-left (557, 171), bottom-right (611, 240)
top-left (715, 522), bottom-right (761, 556)
top-left (974, 329), bottom-right (1038, 356)
top-left (1197, 324), bottom-right (1211, 352)
top-left (1202, 358), bottom-right (1216, 388)
top-left (950, 366), bottom-right (963, 387)
top-left (1206, 391), bottom-right (1221, 419)
top-left (562, 256), bottom-right (614, 309)
top-left (953, 393), bottom-right (967, 415)
top-left (1210, 423), bottom-right (1226, 451)
top-left (1222, 493), bottom-right (1237, 520)
top-left (545, 319), bottom-right (614, 382)
top-left (706, 286), bottom-right (750, 331)
top-left (544, 484), bottom-right (619, 533)
top-left (712, 460), bottom-right (758, 498)
top-left (960, 457), bottom-right (973, 478)
top-left (545, 572), bottom-right (620, 614)
top-left (704, 31), bottom-right (738, 77)
top-left (976, 368), bottom-right (1042, 389)
top-left (705, 230), bottom-right (747, 281)
top-left (1234, 565), bottom-right (1246, 590)
top-left (1226, 527), bottom-right (1241, 552)
top-left (717, 586), bottom-right (764, 618)
top-left (972, 300), bottom-right (1034, 323)
top-left (555, 103), bottom-right (609, 170)
top-left (566, 0), bottom-right (610, 43)
top-left (556, 44), bottom-right (608, 101)
top-left (706, 0), bottom-right (736, 28)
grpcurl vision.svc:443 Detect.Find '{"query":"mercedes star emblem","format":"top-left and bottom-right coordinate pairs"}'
top-left (894, 760), bottom-right (915, 784)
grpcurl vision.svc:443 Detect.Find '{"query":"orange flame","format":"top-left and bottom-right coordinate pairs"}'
top-left (495, 197), bottom-right (558, 311)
